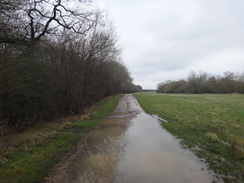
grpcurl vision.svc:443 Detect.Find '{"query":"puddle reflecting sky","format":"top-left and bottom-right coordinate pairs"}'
top-left (70, 95), bottom-right (218, 183)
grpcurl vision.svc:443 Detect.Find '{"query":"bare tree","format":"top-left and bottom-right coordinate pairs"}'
top-left (157, 71), bottom-right (244, 94)
top-left (0, 0), bottom-right (100, 44)
top-left (1, 1), bottom-right (138, 127)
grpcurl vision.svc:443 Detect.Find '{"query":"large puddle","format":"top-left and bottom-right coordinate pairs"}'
top-left (68, 94), bottom-right (219, 183)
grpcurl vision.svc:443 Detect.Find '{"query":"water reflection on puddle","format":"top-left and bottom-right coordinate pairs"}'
top-left (71, 95), bottom-right (218, 183)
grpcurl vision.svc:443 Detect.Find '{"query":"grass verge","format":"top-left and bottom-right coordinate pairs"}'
top-left (0, 94), bottom-right (123, 183)
top-left (134, 92), bottom-right (244, 183)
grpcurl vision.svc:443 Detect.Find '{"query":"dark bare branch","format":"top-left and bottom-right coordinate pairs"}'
top-left (0, 0), bottom-right (101, 43)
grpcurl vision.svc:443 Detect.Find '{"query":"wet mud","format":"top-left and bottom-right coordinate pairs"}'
top-left (46, 94), bottom-right (220, 183)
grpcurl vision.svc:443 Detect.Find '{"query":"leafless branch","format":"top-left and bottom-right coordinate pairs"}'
top-left (0, 0), bottom-right (101, 43)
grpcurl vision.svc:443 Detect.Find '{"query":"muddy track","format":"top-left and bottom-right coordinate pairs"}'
top-left (44, 94), bottom-right (140, 183)
top-left (45, 94), bottom-right (220, 183)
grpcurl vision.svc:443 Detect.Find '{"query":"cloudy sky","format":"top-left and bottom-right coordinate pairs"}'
top-left (95, 0), bottom-right (244, 89)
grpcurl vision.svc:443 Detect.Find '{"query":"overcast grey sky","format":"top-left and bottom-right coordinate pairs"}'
top-left (95, 0), bottom-right (244, 89)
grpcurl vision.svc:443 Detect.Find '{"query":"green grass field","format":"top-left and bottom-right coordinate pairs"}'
top-left (134, 92), bottom-right (244, 183)
top-left (0, 94), bottom-right (122, 183)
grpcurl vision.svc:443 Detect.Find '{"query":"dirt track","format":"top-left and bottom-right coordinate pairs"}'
top-left (45, 94), bottom-right (140, 183)
top-left (45, 94), bottom-right (218, 183)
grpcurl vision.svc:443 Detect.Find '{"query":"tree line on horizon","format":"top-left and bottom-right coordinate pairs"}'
top-left (0, 0), bottom-right (142, 129)
top-left (157, 71), bottom-right (244, 94)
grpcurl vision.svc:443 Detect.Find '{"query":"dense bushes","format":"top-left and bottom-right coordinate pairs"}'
top-left (0, 1), bottom-right (142, 128)
top-left (1, 54), bottom-right (53, 126)
top-left (157, 71), bottom-right (244, 94)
